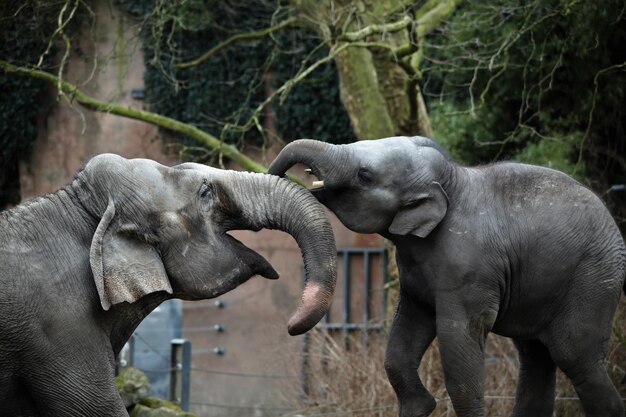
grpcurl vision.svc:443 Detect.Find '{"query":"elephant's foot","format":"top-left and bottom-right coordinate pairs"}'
top-left (398, 395), bottom-right (436, 417)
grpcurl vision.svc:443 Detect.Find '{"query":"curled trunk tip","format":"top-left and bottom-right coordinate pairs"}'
top-left (267, 139), bottom-right (331, 177)
top-left (287, 276), bottom-right (335, 335)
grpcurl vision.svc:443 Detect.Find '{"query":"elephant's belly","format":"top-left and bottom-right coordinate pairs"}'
top-left (490, 282), bottom-right (572, 339)
top-left (491, 311), bottom-right (553, 339)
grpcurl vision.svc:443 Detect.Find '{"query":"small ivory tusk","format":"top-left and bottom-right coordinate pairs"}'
top-left (311, 180), bottom-right (324, 189)
top-left (304, 168), bottom-right (313, 175)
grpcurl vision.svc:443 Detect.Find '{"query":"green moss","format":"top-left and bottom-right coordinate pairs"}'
top-left (130, 398), bottom-right (197, 417)
top-left (115, 367), bottom-right (151, 408)
top-left (139, 397), bottom-right (180, 410)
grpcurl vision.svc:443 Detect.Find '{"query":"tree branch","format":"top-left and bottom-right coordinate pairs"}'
top-left (176, 16), bottom-right (298, 69)
top-left (0, 60), bottom-right (307, 186)
top-left (337, 14), bottom-right (412, 42)
top-left (414, 0), bottom-right (464, 39)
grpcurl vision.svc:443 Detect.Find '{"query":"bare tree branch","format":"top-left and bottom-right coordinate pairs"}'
top-left (414, 0), bottom-right (464, 39)
top-left (0, 60), bottom-right (308, 185)
top-left (176, 16), bottom-right (298, 69)
top-left (337, 14), bottom-right (412, 42)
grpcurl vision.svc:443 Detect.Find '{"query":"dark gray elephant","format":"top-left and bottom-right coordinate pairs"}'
top-left (269, 136), bottom-right (626, 417)
top-left (0, 154), bottom-right (337, 416)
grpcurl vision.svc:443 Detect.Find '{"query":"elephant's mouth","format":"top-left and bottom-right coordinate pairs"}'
top-left (304, 168), bottom-right (325, 190)
top-left (224, 232), bottom-right (279, 280)
top-left (303, 169), bottom-right (329, 203)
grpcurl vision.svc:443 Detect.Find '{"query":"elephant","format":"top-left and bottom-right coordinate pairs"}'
top-left (268, 136), bottom-right (626, 417)
top-left (0, 154), bottom-right (337, 416)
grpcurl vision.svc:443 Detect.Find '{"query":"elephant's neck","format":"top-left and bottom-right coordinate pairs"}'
top-left (439, 163), bottom-right (481, 202)
top-left (104, 292), bottom-right (173, 356)
top-left (0, 183), bottom-right (97, 250)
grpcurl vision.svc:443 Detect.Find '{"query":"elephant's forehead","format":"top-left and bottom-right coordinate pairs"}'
top-left (350, 138), bottom-right (412, 165)
top-left (171, 162), bottom-right (228, 178)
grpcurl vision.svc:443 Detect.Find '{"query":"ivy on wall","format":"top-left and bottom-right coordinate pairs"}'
top-left (115, 0), bottom-right (354, 160)
top-left (0, 1), bottom-right (81, 208)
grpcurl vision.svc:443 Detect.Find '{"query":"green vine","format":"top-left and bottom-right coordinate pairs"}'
top-left (0, 0), bottom-right (83, 208)
top-left (114, 0), bottom-right (354, 162)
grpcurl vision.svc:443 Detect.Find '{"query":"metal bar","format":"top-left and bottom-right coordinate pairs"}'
top-left (182, 300), bottom-right (226, 310)
top-left (300, 332), bottom-right (310, 397)
top-left (182, 325), bottom-right (226, 333)
top-left (316, 323), bottom-right (383, 330)
top-left (170, 339), bottom-right (191, 411)
top-left (116, 335), bottom-right (135, 375)
top-left (363, 252), bottom-right (371, 346)
top-left (342, 251), bottom-right (351, 349)
top-left (333, 247), bottom-right (386, 254)
top-left (382, 248), bottom-right (389, 320)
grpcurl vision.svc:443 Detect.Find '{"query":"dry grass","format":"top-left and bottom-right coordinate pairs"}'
top-left (285, 299), bottom-right (626, 417)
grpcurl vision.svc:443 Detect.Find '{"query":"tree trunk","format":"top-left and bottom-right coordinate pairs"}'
top-left (334, 46), bottom-right (395, 139)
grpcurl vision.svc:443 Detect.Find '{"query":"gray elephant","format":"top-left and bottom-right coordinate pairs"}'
top-left (0, 154), bottom-right (337, 416)
top-left (269, 136), bottom-right (626, 417)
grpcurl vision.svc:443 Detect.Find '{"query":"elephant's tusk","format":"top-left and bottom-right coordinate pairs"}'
top-left (304, 168), bottom-right (313, 175)
top-left (311, 180), bottom-right (324, 189)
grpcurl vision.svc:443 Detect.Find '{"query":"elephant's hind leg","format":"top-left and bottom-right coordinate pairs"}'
top-left (551, 356), bottom-right (623, 417)
top-left (510, 339), bottom-right (556, 417)
top-left (384, 291), bottom-right (437, 417)
top-left (544, 290), bottom-right (624, 416)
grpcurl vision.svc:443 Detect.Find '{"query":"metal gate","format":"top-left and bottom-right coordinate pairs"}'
top-left (300, 246), bottom-right (388, 394)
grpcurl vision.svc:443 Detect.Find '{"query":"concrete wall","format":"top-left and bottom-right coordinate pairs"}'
top-left (20, 2), bottom-right (385, 415)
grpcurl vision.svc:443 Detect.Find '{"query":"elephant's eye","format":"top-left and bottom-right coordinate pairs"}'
top-left (199, 182), bottom-right (213, 199)
top-left (357, 167), bottom-right (374, 184)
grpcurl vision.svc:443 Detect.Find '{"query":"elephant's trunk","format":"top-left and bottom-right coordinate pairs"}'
top-left (232, 172), bottom-right (337, 335)
top-left (267, 139), bottom-right (333, 179)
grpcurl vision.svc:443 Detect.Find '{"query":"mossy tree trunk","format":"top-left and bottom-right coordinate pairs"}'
top-left (292, 0), bottom-right (460, 140)
top-left (292, 0), bottom-right (463, 316)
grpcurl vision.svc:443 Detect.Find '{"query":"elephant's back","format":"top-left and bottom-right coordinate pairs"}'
top-left (480, 163), bottom-right (625, 335)
top-left (482, 162), bottom-right (618, 244)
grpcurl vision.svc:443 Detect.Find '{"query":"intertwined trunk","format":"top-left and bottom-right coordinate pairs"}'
top-left (229, 171), bottom-right (337, 335)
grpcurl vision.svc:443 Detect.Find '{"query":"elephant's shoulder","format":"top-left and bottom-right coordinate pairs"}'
top-left (480, 162), bottom-right (582, 191)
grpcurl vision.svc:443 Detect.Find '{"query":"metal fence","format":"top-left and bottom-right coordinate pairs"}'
top-left (300, 246), bottom-right (388, 396)
top-left (120, 247), bottom-right (389, 415)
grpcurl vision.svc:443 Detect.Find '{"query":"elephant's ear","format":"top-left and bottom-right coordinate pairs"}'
top-left (89, 200), bottom-right (172, 310)
top-left (389, 182), bottom-right (448, 238)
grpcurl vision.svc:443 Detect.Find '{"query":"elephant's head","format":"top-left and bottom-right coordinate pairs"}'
top-left (78, 154), bottom-right (336, 335)
top-left (268, 137), bottom-right (452, 238)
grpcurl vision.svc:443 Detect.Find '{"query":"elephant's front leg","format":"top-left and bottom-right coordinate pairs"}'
top-left (436, 303), bottom-right (497, 417)
top-left (510, 339), bottom-right (556, 417)
top-left (384, 290), bottom-right (437, 417)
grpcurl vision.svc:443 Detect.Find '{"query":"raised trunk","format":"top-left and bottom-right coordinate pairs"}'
top-left (266, 139), bottom-right (332, 180)
top-left (232, 171), bottom-right (337, 335)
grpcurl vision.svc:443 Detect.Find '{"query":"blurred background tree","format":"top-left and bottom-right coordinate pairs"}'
top-left (2, 0), bottom-right (623, 224)
top-left (424, 0), bottom-right (626, 226)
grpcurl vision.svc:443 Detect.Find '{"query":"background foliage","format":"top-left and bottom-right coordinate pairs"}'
top-left (0, 0), bottom-right (82, 207)
top-left (424, 0), bottom-right (626, 225)
top-left (115, 0), bottom-right (354, 162)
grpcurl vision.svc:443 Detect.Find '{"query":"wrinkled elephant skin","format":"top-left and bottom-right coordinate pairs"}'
top-left (0, 154), bottom-right (336, 416)
top-left (269, 136), bottom-right (626, 417)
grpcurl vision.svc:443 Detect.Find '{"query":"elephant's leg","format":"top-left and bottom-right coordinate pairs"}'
top-left (552, 357), bottom-right (623, 417)
top-left (546, 333), bottom-right (624, 417)
top-left (436, 306), bottom-right (497, 417)
top-left (384, 290), bottom-right (437, 417)
top-left (510, 339), bottom-right (556, 417)
top-left (544, 286), bottom-right (624, 417)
